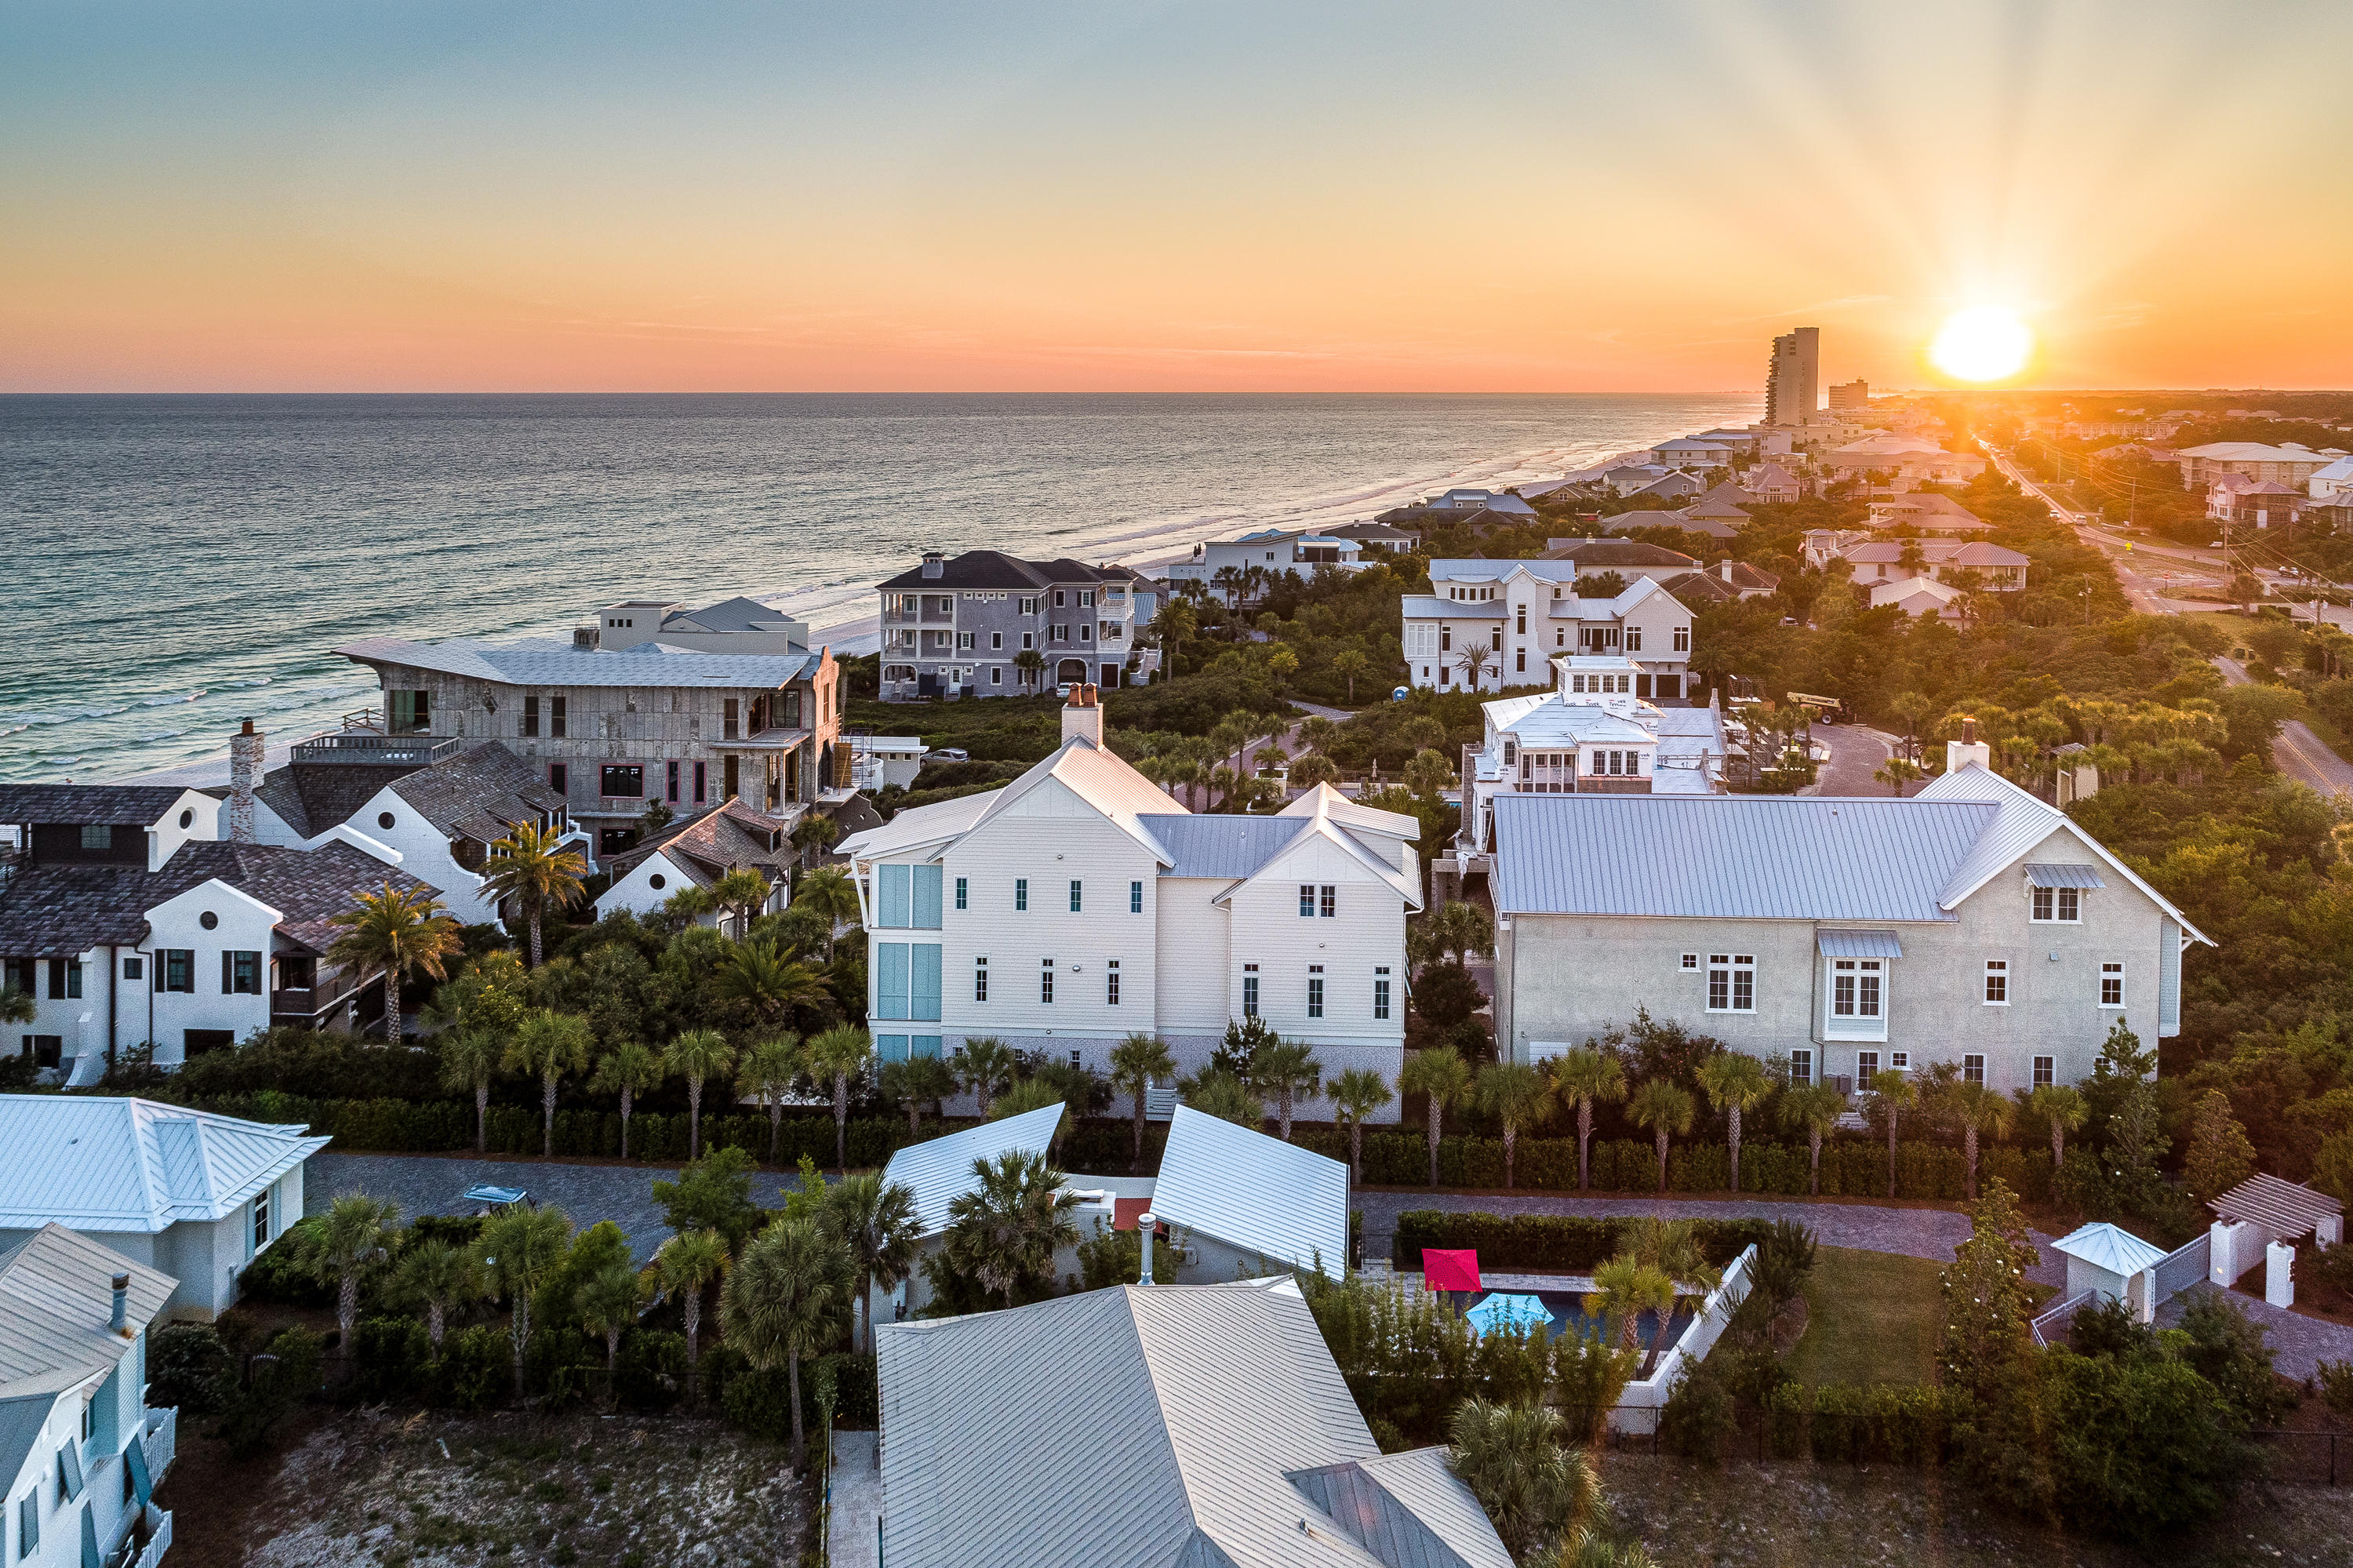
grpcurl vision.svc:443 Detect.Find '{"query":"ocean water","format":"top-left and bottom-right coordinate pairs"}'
top-left (0, 392), bottom-right (1758, 784)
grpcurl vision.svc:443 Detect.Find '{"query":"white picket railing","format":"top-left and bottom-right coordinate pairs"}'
top-left (133, 1507), bottom-right (172, 1568)
top-left (142, 1407), bottom-right (177, 1486)
top-left (2030, 1289), bottom-right (2096, 1348)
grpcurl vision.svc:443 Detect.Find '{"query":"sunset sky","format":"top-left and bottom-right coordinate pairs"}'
top-left (5, 1), bottom-right (2348, 394)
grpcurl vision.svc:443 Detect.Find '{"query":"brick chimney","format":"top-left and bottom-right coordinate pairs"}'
top-left (1946, 714), bottom-right (1991, 773)
top-left (1061, 683), bottom-right (1104, 748)
top-left (229, 719), bottom-right (264, 843)
top-left (920, 551), bottom-right (945, 580)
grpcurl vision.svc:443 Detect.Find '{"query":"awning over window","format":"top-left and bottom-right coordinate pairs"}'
top-left (2024, 863), bottom-right (2106, 890)
top-left (1817, 930), bottom-right (1903, 959)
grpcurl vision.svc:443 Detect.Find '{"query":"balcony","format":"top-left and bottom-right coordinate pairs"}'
top-left (128, 1506), bottom-right (172, 1568)
top-left (292, 732), bottom-right (464, 767)
top-left (144, 1405), bottom-right (176, 1484)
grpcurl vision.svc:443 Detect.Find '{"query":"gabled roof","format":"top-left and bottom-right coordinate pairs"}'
top-left (624, 799), bottom-right (798, 888)
top-left (334, 638), bottom-right (818, 689)
top-left (963, 737), bottom-right (1180, 867)
top-left (2051, 1221), bottom-right (2166, 1278)
top-left (664, 595), bottom-right (806, 636)
top-left (0, 786), bottom-right (196, 828)
top-left (1285, 1450), bottom-right (1515, 1568)
top-left (385, 742), bottom-right (568, 842)
top-left (1287, 784), bottom-right (1417, 843)
top-left (877, 1104), bottom-right (1065, 1239)
top-left (836, 789), bottom-right (999, 861)
top-left (875, 551), bottom-right (1135, 592)
top-left (878, 1278), bottom-right (1504, 1568)
top-left (1151, 1107), bottom-right (1351, 1279)
top-left (0, 1097), bottom-right (329, 1235)
top-left (1246, 788), bottom-right (1422, 911)
top-left (0, 1224), bottom-right (176, 1399)
top-left (1536, 538), bottom-right (1700, 568)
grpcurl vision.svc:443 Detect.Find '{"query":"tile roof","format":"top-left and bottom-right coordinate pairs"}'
top-left (0, 1224), bottom-right (176, 1399)
top-left (0, 786), bottom-right (194, 828)
top-left (875, 550), bottom-right (1135, 592)
top-left (1151, 1106), bottom-right (1351, 1279)
top-left (386, 742), bottom-right (569, 842)
top-left (877, 1104), bottom-right (1065, 1239)
top-left (878, 1277), bottom-right (1502, 1568)
top-left (335, 637), bottom-right (819, 689)
top-left (0, 1097), bottom-right (329, 1235)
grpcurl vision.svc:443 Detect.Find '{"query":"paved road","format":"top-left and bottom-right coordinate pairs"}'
top-left (1803, 722), bottom-right (1897, 797)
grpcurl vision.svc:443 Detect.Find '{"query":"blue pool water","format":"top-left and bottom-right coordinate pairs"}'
top-left (1471, 1289), bottom-right (1694, 1353)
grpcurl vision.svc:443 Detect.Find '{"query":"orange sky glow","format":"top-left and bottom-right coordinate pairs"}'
top-left (4, 2), bottom-right (2348, 393)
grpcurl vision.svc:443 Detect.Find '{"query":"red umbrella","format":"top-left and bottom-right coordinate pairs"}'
top-left (1422, 1248), bottom-right (1481, 1292)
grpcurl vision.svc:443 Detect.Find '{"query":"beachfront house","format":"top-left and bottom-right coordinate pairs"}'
top-left (332, 635), bottom-right (842, 860)
top-left (875, 1276), bottom-right (1512, 1568)
top-left (1402, 560), bottom-right (1698, 699)
top-left (874, 551), bottom-right (1158, 700)
top-left (1486, 745), bottom-right (2212, 1095)
top-left (836, 688), bottom-right (1419, 1121)
top-left (574, 595), bottom-right (811, 656)
top-left (0, 1097), bottom-right (328, 1321)
top-left (1164, 529), bottom-right (1370, 606)
top-left (1, 1225), bottom-right (180, 1568)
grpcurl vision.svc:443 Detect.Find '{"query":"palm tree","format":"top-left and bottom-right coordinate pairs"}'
top-left (2029, 1083), bottom-right (2089, 1173)
top-left (792, 866), bottom-right (860, 959)
top-left (589, 1041), bottom-right (664, 1160)
top-left (1329, 648), bottom-right (1373, 702)
top-left (440, 1029), bottom-right (501, 1153)
top-left (1327, 1068), bottom-right (1392, 1184)
top-left (0, 987), bottom-right (33, 1026)
top-left (478, 820), bottom-right (588, 967)
top-left (1013, 649), bottom-right (1046, 691)
top-left (290, 1193), bottom-right (400, 1345)
top-left (879, 1055), bottom-right (958, 1136)
top-left (1944, 1079), bottom-right (2017, 1200)
top-left (740, 1035), bottom-right (803, 1159)
top-left (956, 1036), bottom-right (1016, 1117)
top-left (475, 1204), bottom-right (573, 1399)
top-left (1447, 1399), bottom-right (1606, 1564)
top-left (803, 1024), bottom-right (872, 1171)
top-left (579, 1258), bottom-right (647, 1396)
top-left (646, 1228), bottom-right (729, 1394)
top-left (722, 1214), bottom-right (851, 1471)
top-left (327, 883), bottom-right (461, 1045)
top-left (711, 868), bottom-right (773, 934)
top-left (1254, 1039), bottom-right (1322, 1141)
top-left (1455, 640), bottom-right (1495, 692)
top-left (1157, 597), bottom-right (1198, 674)
top-left (389, 1239), bottom-right (480, 1350)
top-left (504, 1010), bottom-right (594, 1157)
top-left (1551, 1048), bottom-right (1627, 1191)
top-left (1869, 1068), bottom-right (1916, 1200)
top-left (1211, 564), bottom-right (1246, 606)
top-left (1628, 1080), bottom-right (1695, 1194)
top-left (1590, 1257), bottom-right (1675, 1352)
top-left (942, 1151), bottom-right (1082, 1312)
top-left (824, 1172), bottom-right (919, 1354)
top-left (790, 814), bottom-right (841, 867)
top-left (663, 1028), bottom-right (738, 1159)
top-left (1398, 1046), bottom-right (1474, 1189)
top-left (1777, 1083), bottom-right (1846, 1198)
top-left (1108, 1033), bottom-right (1176, 1170)
top-left (1617, 1216), bottom-right (1720, 1299)
top-left (710, 938), bottom-right (830, 1036)
top-left (1695, 1052), bottom-right (1772, 1194)
top-left (1478, 1061), bottom-right (1553, 1191)
top-left (1287, 752), bottom-right (1340, 791)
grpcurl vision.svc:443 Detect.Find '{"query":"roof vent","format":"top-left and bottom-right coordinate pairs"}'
top-left (109, 1273), bottom-right (129, 1333)
top-left (1137, 1213), bottom-right (1157, 1285)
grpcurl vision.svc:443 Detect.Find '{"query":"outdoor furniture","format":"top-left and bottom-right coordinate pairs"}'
top-left (462, 1184), bottom-right (530, 1213)
top-left (1465, 1293), bottom-right (1551, 1338)
top-left (1421, 1249), bottom-right (1481, 1293)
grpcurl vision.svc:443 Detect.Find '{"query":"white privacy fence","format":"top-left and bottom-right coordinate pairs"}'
top-left (1608, 1244), bottom-right (1756, 1435)
top-left (2151, 1229), bottom-right (2211, 1304)
top-left (2030, 1290), bottom-right (2097, 1349)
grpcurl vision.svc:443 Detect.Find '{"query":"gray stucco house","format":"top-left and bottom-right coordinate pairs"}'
top-left (875, 551), bottom-right (1158, 700)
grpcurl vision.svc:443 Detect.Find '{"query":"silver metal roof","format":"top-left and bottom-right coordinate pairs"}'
top-left (1817, 930), bottom-right (1903, 958)
top-left (0, 1225), bottom-right (176, 1399)
top-left (1151, 1106), bottom-right (1350, 1279)
top-left (335, 636), bottom-right (818, 689)
top-left (1140, 814), bottom-right (1307, 879)
top-left (1490, 794), bottom-right (1997, 922)
top-left (0, 1096), bottom-right (329, 1234)
top-left (2024, 863), bottom-right (2106, 889)
top-left (877, 1104), bottom-right (1064, 1239)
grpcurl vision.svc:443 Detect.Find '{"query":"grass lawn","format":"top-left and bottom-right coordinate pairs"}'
top-left (1783, 1245), bottom-right (1944, 1388)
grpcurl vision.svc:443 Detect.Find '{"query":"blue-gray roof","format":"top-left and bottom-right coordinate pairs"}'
top-left (1490, 795), bottom-right (1999, 922)
top-left (1140, 814), bottom-right (1307, 880)
top-left (0, 1395), bottom-right (52, 1490)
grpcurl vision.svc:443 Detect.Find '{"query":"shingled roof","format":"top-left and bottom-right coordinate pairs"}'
top-left (254, 759), bottom-right (422, 839)
top-left (621, 799), bottom-right (801, 889)
top-left (875, 551), bottom-right (1136, 593)
top-left (0, 839), bottom-right (433, 957)
top-left (386, 743), bottom-right (568, 843)
top-left (0, 785), bottom-right (193, 827)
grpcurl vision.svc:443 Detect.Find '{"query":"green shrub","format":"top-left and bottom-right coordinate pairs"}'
top-left (349, 1316), bottom-right (432, 1403)
top-left (2046, 1352), bottom-right (2257, 1547)
top-left (434, 1325), bottom-right (509, 1412)
top-left (215, 1326), bottom-right (323, 1458)
top-left (2317, 1359), bottom-right (2353, 1419)
top-left (615, 1330), bottom-right (689, 1412)
top-left (237, 1219), bottom-right (336, 1308)
top-left (147, 1323), bottom-right (232, 1416)
top-left (2175, 1290), bottom-right (2295, 1425)
top-left (1765, 1381), bottom-right (1810, 1460)
top-left (1809, 1383), bottom-right (1867, 1465)
top-left (1659, 1357), bottom-right (1737, 1462)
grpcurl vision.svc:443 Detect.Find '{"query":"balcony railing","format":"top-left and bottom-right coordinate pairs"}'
top-left (133, 1506), bottom-right (173, 1568)
top-left (144, 1406), bottom-right (177, 1485)
top-left (292, 732), bottom-right (464, 767)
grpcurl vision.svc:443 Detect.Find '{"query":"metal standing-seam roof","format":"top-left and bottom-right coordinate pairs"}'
top-left (1287, 1449), bottom-right (1516, 1568)
top-left (2051, 1221), bottom-right (2168, 1278)
top-left (0, 1224), bottom-right (176, 1399)
top-left (877, 1104), bottom-right (1065, 1239)
top-left (1151, 1106), bottom-right (1351, 1279)
top-left (334, 636), bottom-right (820, 690)
top-left (0, 1097), bottom-right (329, 1234)
top-left (878, 1277), bottom-right (1507, 1568)
top-left (1490, 793), bottom-right (1998, 922)
top-left (1141, 814), bottom-right (1308, 880)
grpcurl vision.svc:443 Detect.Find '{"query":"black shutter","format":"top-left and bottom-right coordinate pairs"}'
top-left (222, 951), bottom-right (233, 994)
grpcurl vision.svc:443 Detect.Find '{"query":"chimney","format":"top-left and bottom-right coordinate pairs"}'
top-left (919, 551), bottom-right (944, 580)
top-left (228, 719), bottom-right (264, 844)
top-left (109, 1273), bottom-right (129, 1333)
top-left (1719, 560), bottom-right (1735, 582)
top-left (1062, 683), bottom-right (1104, 748)
top-left (1947, 714), bottom-right (1991, 774)
top-left (1136, 1213), bottom-right (1157, 1285)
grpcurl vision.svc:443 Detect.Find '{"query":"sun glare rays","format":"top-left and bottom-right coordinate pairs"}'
top-left (1929, 306), bottom-right (2033, 383)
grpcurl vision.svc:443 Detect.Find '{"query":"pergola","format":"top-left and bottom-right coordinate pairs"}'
top-left (2209, 1172), bottom-right (2344, 1246)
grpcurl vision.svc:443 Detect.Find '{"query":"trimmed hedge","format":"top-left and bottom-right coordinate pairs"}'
top-left (1390, 1211), bottom-right (1777, 1271)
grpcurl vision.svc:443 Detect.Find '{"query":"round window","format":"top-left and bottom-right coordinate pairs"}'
top-left (649, 873), bottom-right (667, 890)
top-left (198, 911), bottom-right (219, 930)
top-left (378, 811), bottom-right (396, 829)
top-left (178, 808), bottom-right (195, 829)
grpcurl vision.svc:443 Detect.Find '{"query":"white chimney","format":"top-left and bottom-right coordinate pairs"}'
top-left (1946, 715), bottom-right (1991, 773)
top-left (920, 551), bottom-right (945, 580)
top-left (1062, 683), bottom-right (1104, 748)
top-left (229, 719), bottom-right (264, 844)
top-left (1136, 1213), bottom-right (1157, 1285)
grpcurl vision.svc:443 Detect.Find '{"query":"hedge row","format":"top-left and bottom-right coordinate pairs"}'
top-left (1391, 1211), bottom-right (1779, 1272)
top-left (1762, 1381), bottom-right (1974, 1466)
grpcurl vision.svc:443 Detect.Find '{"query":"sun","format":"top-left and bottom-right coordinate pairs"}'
top-left (1929, 306), bottom-right (2032, 382)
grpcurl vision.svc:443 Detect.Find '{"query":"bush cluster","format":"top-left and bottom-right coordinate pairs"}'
top-left (1391, 1212), bottom-right (1777, 1272)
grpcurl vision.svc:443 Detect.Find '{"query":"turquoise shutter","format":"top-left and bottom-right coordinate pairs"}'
top-left (125, 1435), bottom-right (153, 1505)
top-left (913, 865), bottom-right (943, 928)
top-left (875, 943), bottom-right (910, 1020)
top-left (878, 865), bottom-right (911, 928)
top-left (911, 945), bottom-right (942, 1021)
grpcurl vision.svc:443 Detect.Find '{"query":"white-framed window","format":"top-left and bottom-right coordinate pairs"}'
top-left (1889, 1050), bottom-right (1910, 1071)
top-left (1299, 884), bottom-right (1316, 918)
top-left (1022, 631), bottom-right (1035, 649)
top-left (1963, 1053), bottom-right (1986, 1086)
top-left (1040, 959), bottom-right (1054, 1005)
top-left (1014, 878), bottom-right (1027, 912)
top-left (2100, 962), bottom-right (2124, 1006)
top-left (252, 1184), bottom-right (271, 1253)
top-left (1826, 957), bottom-right (1886, 1039)
top-left (1319, 885), bottom-right (1337, 918)
top-left (990, 666), bottom-right (1003, 685)
top-left (1788, 1048), bottom-right (1813, 1085)
top-left (1307, 965), bottom-right (1325, 1018)
top-left (1129, 880), bottom-right (1144, 914)
top-left (1373, 966), bottom-right (1391, 1020)
top-left (1242, 964), bottom-right (1259, 1017)
top-left (1984, 960), bottom-right (2008, 1004)
top-left (1681, 953), bottom-right (1698, 970)
top-left (2032, 1054), bottom-right (2054, 1088)
top-left (1107, 960), bottom-right (1121, 1006)
top-left (991, 631), bottom-right (1003, 649)
top-left (1068, 879), bottom-right (1083, 913)
top-left (1856, 1050), bottom-right (1880, 1082)
top-left (2031, 886), bottom-right (2082, 922)
top-left (1625, 625), bottom-right (1642, 651)
top-left (974, 958), bottom-right (988, 1002)
top-left (1673, 625), bottom-right (1690, 652)
top-left (1706, 953), bottom-right (1755, 1013)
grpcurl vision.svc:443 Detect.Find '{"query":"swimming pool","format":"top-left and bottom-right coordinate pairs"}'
top-left (1469, 1288), bottom-right (1694, 1354)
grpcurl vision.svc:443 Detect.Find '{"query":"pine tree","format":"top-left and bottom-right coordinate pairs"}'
top-left (2183, 1089), bottom-right (2257, 1202)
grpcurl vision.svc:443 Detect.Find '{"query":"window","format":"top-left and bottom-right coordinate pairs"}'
top-left (391, 689), bottom-right (431, 733)
top-left (666, 761), bottom-right (680, 802)
top-left (1020, 596), bottom-right (1037, 615)
top-left (974, 957), bottom-right (988, 1001)
top-left (122, 956), bottom-right (142, 982)
top-left (991, 631), bottom-right (1003, 650)
top-left (1051, 623), bottom-right (1068, 642)
top-left (1307, 966), bottom-right (1324, 1018)
top-left (1014, 878), bottom-right (1028, 911)
top-left (874, 944), bottom-right (942, 1020)
top-left (600, 764), bottom-right (645, 798)
top-left (161, 949), bottom-right (194, 994)
top-left (693, 760), bottom-right (705, 803)
top-left (1054, 590), bottom-right (1067, 607)
top-left (1827, 958), bottom-right (1884, 1036)
top-left (253, 1186), bottom-right (271, 1251)
top-left (80, 824), bottom-right (112, 850)
top-left (1984, 960), bottom-right (2008, 1004)
top-left (1789, 1049), bottom-right (1813, 1085)
top-left (1129, 880), bottom-right (1143, 913)
top-left (956, 632), bottom-right (974, 651)
top-left (1963, 1053), bottom-right (1986, 1086)
top-left (955, 877), bottom-right (969, 911)
top-left (2100, 962), bottom-right (2124, 1006)
top-left (2031, 886), bottom-right (2082, 922)
top-left (522, 693), bottom-right (540, 737)
top-left (1672, 626), bottom-right (1690, 653)
top-left (1856, 1050), bottom-right (1880, 1081)
top-left (2032, 1055), bottom-right (2054, 1088)
top-left (1242, 966), bottom-right (1259, 1017)
top-left (1040, 959), bottom-right (1054, 1004)
top-left (1681, 953), bottom-right (1698, 971)
top-left (990, 666), bottom-right (1002, 685)
top-left (1625, 626), bottom-right (1642, 651)
top-left (1078, 624), bottom-right (1093, 643)
top-left (1515, 650), bottom-right (1526, 674)
top-left (223, 951), bottom-right (262, 995)
top-left (1022, 631), bottom-right (1035, 649)
top-left (46, 959), bottom-right (81, 1001)
top-left (1373, 966), bottom-right (1392, 1020)
top-left (1107, 960), bottom-right (1121, 1006)
top-left (21, 1487), bottom-right (41, 1555)
top-left (549, 762), bottom-right (569, 796)
top-left (549, 695), bottom-right (566, 738)
top-left (1703, 954), bottom-right (1754, 1012)
top-left (1889, 1051), bottom-right (1910, 1071)
top-left (1300, 884), bottom-right (1316, 918)
top-left (1319, 885), bottom-right (1337, 918)
top-left (1069, 879), bottom-right (1083, 913)
top-left (723, 698), bottom-right (740, 740)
